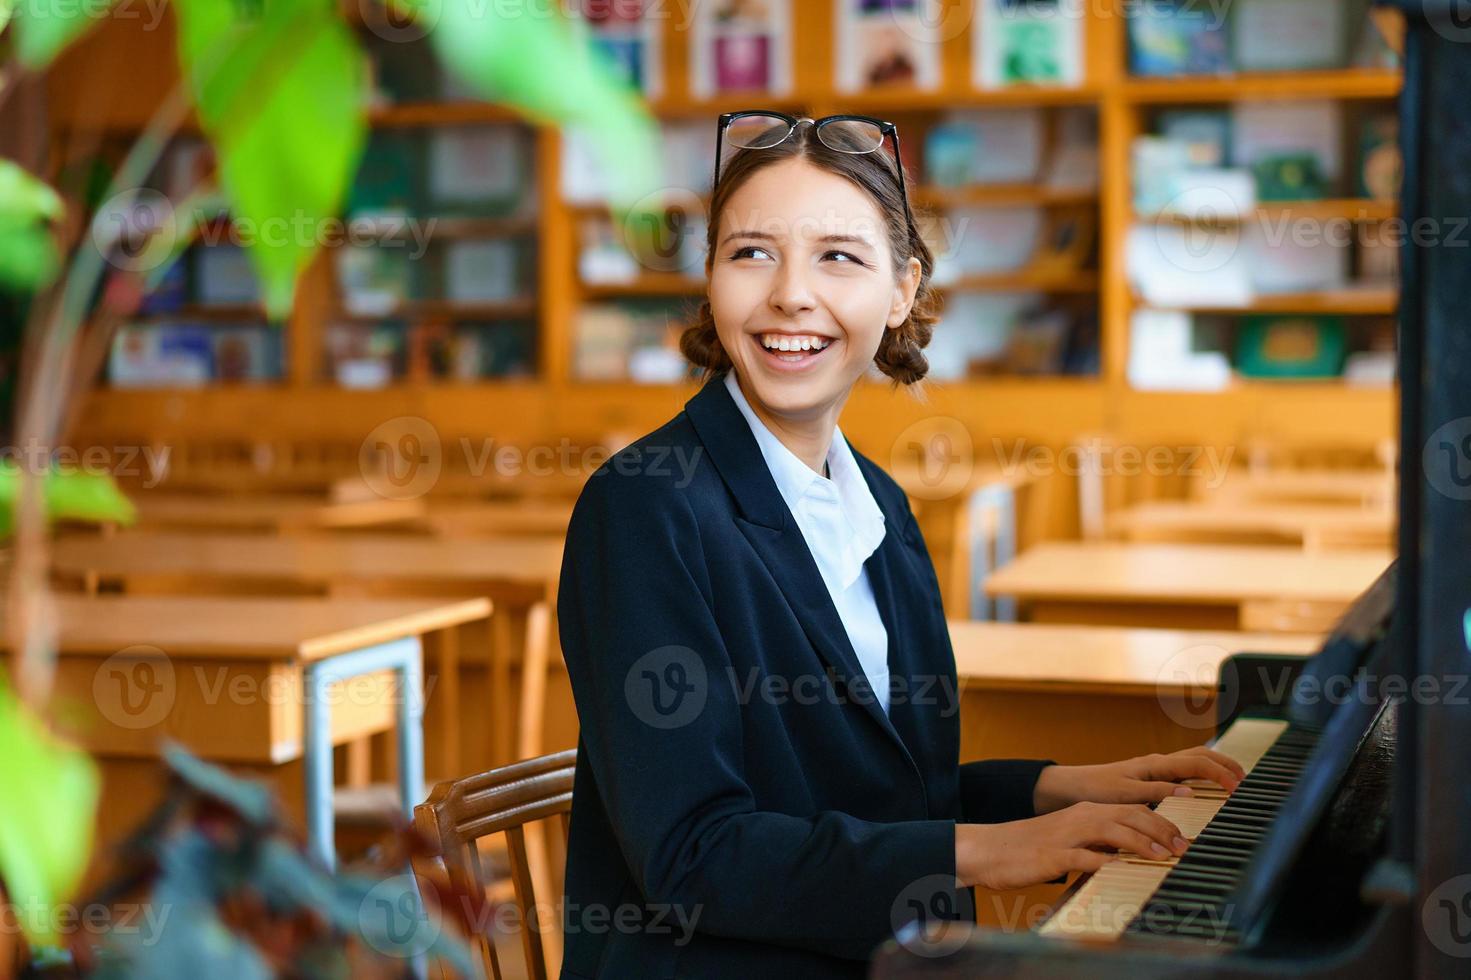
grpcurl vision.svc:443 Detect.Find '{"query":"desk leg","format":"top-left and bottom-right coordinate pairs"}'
top-left (303, 635), bottom-right (426, 871)
top-left (968, 486), bottom-right (1018, 622)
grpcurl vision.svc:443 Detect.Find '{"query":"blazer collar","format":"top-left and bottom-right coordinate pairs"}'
top-left (684, 371), bottom-right (925, 779)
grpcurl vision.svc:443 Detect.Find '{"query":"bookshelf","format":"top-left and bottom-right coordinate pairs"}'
top-left (47, 1), bottom-right (1400, 454)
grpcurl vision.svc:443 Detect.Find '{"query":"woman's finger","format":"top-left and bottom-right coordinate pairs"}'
top-left (1132, 752), bottom-right (1241, 790)
top-left (1113, 805), bottom-right (1188, 855)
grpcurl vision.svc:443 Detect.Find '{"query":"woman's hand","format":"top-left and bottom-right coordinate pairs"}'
top-left (954, 802), bottom-right (1189, 891)
top-left (1031, 747), bottom-right (1247, 815)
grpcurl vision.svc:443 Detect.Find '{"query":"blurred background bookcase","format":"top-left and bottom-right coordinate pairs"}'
top-left (45, 0), bottom-right (1401, 454)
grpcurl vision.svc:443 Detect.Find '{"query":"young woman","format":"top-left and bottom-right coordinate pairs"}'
top-left (554, 112), bottom-right (1245, 979)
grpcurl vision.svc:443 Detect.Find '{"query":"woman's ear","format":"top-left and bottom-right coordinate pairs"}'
top-left (887, 255), bottom-right (923, 329)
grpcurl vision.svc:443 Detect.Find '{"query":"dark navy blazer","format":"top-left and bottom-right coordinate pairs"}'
top-left (556, 371), bottom-right (1050, 979)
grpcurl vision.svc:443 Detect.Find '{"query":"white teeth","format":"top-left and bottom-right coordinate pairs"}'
top-left (759, 334), bottom-right (831, 353)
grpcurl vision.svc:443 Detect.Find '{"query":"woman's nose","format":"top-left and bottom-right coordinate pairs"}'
top-left (768, 261), bottom-right (817, 317)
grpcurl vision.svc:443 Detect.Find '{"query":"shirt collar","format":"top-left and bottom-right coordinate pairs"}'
top-left (723, 370), bottom-right (885, 589)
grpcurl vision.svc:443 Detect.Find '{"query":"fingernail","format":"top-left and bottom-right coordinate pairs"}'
top-left (1173, 836), bottom-right (1188, 852)
top-left (1151, 843), bottom-right (1170, 857)
top-left (1172, 785), bottom-right (1193, 796)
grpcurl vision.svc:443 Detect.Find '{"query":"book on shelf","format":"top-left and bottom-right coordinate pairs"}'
top-left (974, 0), bottom-right (1083, 89)
top-left (213, 326), bottom-right (282, 383)
top-left (109, 323), bottom-right (213, 388)
top-left (574, 0), bottom-right (663, 98)
top-left (1230, 101), bottom-right (1342, 184)
top-left (193, 244), bottom-right (260, 306)
top-left (1127, 310), bottom-right (1232, 390)
top-left (1235, 315), bottom-right (1347, 379)
top-left (1126, 0), bottom-right (1231, 77)
top-left (922, 109), bottom-right (1045, 187)
top-left (427, 126), bottom-right (527, 210)
top-left (324, 319), bottom-right (408, 388)
top-left (689, 0), bottom-right (793, 98)
top-left (1044, 108), bottom-right (1099, 191)
top-left (1358, 113), bottom-right (1401, 200)
top-left (336, 245), bottom-right (413, 317)
top-left (440, 238), bottom-right (522, 303)
top-left (835, 0), bottom-right (942, 93)
top-left (1231, 0), bottom-right (1346, 72)
top-left (349, 132), bottom-right (421, 219)
top-left (573, 300), bottom-right (694, 382)
top-left (930, 206), bottom-right (1044, 283)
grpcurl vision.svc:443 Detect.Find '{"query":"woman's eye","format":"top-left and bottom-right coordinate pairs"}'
top-left (823, 250), bottom-right (866, 266)
top-left (729, 245), bottom-right (771, 261)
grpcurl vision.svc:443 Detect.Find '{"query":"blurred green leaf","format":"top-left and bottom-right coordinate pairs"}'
top-left (12, 0), bottom-right (119, 68)
top-left (174, 0), bottom-right (367, 318)
top-left (424, 0), bottom-right (663, 214)
top-left (0, 463), bottom-right (137, 536)
top-left (0, 681), bottom-right (100, 947)
top-left (0, 160), bottom-right (64, 290)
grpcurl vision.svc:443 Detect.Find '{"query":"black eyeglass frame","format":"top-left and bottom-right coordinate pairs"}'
top-left (712, 109), bottom-right (918, 245)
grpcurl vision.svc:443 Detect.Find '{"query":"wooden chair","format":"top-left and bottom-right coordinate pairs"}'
top-left (414, 749), bottom-right (576, 980)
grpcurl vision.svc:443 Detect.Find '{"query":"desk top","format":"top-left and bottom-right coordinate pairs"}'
top-left (1115, 500), bottom-right (1394, 540)
top-left (18, 595), bottom-right (491, 661)
top-left (52, 532), bottom-right (565, 587)
top-left (1208, 469), bottom-right (1395, 506)
top-left (418, 498), bottom-right (574, 536)
top-left (948, 620), bottom-right (1321, 693)
top-left (132, 493), bottom-right (427, 530)
top-left (984, 542), bottom-right (1392, 605)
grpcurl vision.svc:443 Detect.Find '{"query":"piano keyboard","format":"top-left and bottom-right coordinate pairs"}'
top-left (1038, 717), bottom-right (1319, 943)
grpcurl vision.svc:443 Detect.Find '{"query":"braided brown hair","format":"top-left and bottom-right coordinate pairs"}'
top-left (679, 118), bottom-right (938, 388)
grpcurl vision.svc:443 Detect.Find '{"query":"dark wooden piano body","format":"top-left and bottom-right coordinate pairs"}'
top-left (873, 4), bottom-right (1471, 977)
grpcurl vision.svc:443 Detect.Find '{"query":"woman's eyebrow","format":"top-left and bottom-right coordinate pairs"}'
top-left (717, 230), bottom-right (877, 248)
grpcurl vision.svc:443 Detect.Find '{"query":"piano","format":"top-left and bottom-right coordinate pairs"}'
top-left (871, 4), bottom-right (1471, 977)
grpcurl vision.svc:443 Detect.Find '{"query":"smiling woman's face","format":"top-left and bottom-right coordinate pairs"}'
top-left (708, 156), bottom-right (920, 423)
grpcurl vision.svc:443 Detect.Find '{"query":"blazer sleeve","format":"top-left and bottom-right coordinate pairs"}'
top-left (557, 471), bottom-right (960, 962)
top-left (957, 759), bottom-right (1054, 824)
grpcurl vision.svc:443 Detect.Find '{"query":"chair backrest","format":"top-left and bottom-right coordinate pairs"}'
top-left (414, 749), bottom-right (577, 980)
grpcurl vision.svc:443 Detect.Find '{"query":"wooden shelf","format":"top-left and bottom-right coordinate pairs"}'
top-left (1123, 69), bottom-right (1402, 104)
top-left (334, 298), bottom-right (538, 321)
top-left (581, 276), bottom-right (706, 299)
top-left (1138, 286), bottom-right (1398, 316)
top-left (841, 84), bottom-right (1103, 112)
top-left (1138, 199), bottom-right (1398, 224)
top-left (939, 270), bottom-right (1100, 294)
top-left (916, 184), bottom-right (1098, 209)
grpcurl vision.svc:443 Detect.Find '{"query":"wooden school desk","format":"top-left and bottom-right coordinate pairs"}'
top-left (130, 492), bottom-right (428, 533)
top-left (1205, 468), bottom-right (1395, 507)
top-left (413, 498), bottom-right (575, 538)
top-left (33, 594), bottom-right (490, 885)
top-left (948, 620), bottom-right (1322, 764)
top-left (1112, 500), bottom-right (1395, 550)
top-left (984, 542), bottom-right (1392, 631)
top-left (51, 532), bottom-right (570, 772)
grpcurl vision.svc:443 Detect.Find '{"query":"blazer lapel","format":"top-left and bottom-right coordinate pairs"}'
top-left (685, 373), bottom-right (915, 759)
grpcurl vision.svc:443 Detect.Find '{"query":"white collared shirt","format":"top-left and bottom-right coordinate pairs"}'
top-left (723, 370), bottom-right (891, 713)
